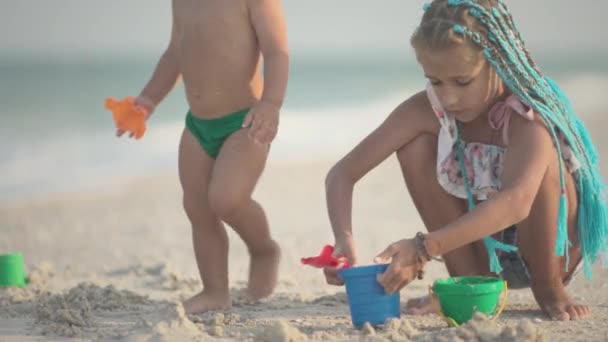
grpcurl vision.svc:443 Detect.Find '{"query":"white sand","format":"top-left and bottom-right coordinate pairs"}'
top-left (1, 119), bottom-right (607, 341)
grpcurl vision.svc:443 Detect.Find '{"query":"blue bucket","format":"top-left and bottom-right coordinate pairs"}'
top-left (339, 264), bottom-right (400, 328)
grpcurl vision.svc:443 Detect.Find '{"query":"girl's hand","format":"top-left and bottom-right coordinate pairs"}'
top-left (374, 239), bottom-right (425, 295)
top-left (242, 100), bottom-right (280, 144)
top-left (323, 236), bottom-right (357, 285)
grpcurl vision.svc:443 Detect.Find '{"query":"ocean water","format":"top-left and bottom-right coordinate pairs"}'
top-left (1, 53), bottom-right (607, 200)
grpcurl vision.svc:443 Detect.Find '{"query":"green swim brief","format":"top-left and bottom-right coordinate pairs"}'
top-left (185, 108), bottom-right (250, 158)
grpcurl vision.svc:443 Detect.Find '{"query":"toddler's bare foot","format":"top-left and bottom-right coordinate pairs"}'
top-left (246, 240), bottom-right (281, 301)
top-left (182, 290), bottom-right (232, 314)
top-left (532, 282), bottom-right (591, 321)
top-left (404, 295), bottom-right (438, 315)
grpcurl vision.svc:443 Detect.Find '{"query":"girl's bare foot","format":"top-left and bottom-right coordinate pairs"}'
top-left (182, 290), bottom-right (232, 315)
top-left (404, 295), bottom-right (437, 315)
top-left (532, 282), bottom-right (591, 321)
top-left (246, 240), bottom-right (281, 301)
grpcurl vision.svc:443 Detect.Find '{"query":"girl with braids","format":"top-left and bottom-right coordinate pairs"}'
top-left (323, 0), bottom-right (606, 321)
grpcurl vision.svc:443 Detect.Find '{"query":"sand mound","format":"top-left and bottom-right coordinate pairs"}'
top-left (419, 313), bottom-right (544, 342)
top-left (256, 320), bottom-right (308, 342)
top-left (27, 261), bottom-right (55, 288)
top-left (0, 262), bottom-right (56, 318)
top-left (357, 318), bottom-right (418, 341)
top-left (147, 302), bottom-right (204, 341)
top-left (29, 282), bottom-right (204, 340)
top-left (34, 282), bottom-right (152, 337)
top-left (353, 313), bottom-right (543, 342)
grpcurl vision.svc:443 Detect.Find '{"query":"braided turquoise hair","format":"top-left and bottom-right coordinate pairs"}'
top-left (413, 0), bottom-right (607, 278)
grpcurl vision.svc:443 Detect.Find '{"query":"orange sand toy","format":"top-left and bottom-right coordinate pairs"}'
top-left (105, 96), bottom-right (148, 139)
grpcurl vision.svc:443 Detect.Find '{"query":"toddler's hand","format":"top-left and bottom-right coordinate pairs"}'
top-left (242, 100), bottom-right (280, 144)
top-left (116, 96), bottom-right (155, 138)
top-left (323, 236), bottom-right (357, 286)
top-left (134, 95), bottom-right (156, 115)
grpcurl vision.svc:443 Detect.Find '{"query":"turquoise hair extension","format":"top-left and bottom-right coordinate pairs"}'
top-left (456, 121), bottom-right (518, 274)
top-left (451, 1), bottom-right (569, 256)
top-left (451, 1), bottom-right (573, 272)
top-left (459, 1), bottom-right (548, 99)
top-left (489, 5), bottom-right (606, 277)
top-left (433, 0), bottom-right (608, 278)
top-left (546, 77), bottom-right (599, 165)
top-left (548, 75), bottom-right (608, 277)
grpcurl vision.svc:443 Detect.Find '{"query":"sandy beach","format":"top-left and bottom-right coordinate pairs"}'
top-left (1, 113), bottom-right (607, 341)
top-left (2, 0), bottom-right (607, 340)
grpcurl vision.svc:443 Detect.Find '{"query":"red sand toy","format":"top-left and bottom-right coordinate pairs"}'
top-left (105, 96), bottom-right (148, 139)
top-left (301, 245), bottom-right (350, 268)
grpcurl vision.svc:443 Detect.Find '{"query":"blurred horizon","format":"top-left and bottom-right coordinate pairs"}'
top-left (1, 0), bottom-right (607, 60)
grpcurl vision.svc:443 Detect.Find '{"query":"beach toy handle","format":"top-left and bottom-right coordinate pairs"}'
top-left (301, 245), bottom-right (350, 268)
top-left (429, 280), bottom-right (508, 327)
top-left (492, 280), bottom-right (508, 321)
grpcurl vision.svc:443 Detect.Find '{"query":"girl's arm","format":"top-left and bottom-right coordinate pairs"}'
top-left (326, 91), bottom-right (439, 255)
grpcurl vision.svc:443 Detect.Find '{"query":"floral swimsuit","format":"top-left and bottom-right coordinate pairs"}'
top-left (426, 84), bottom-right (582, 287)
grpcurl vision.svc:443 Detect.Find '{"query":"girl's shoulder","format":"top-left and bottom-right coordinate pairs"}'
top-left (507, 110), bottom-right (551, 139)
top-left (391, 90), bottom-right (440, 133)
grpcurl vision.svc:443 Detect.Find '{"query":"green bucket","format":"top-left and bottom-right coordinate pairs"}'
top-left (0, 253), bottom-right (27, 287)
top-left (431, 276), bottom-right (507, 327)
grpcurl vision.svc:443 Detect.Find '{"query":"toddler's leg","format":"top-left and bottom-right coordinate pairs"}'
top-left (179, 129), bottom-right (231, 314)
top-left (516, 149), bottom-right (590, 320)
top-left (209, 129), bottom-right (280, 301)
top-left (397, 134), bottom-right (492, 314)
